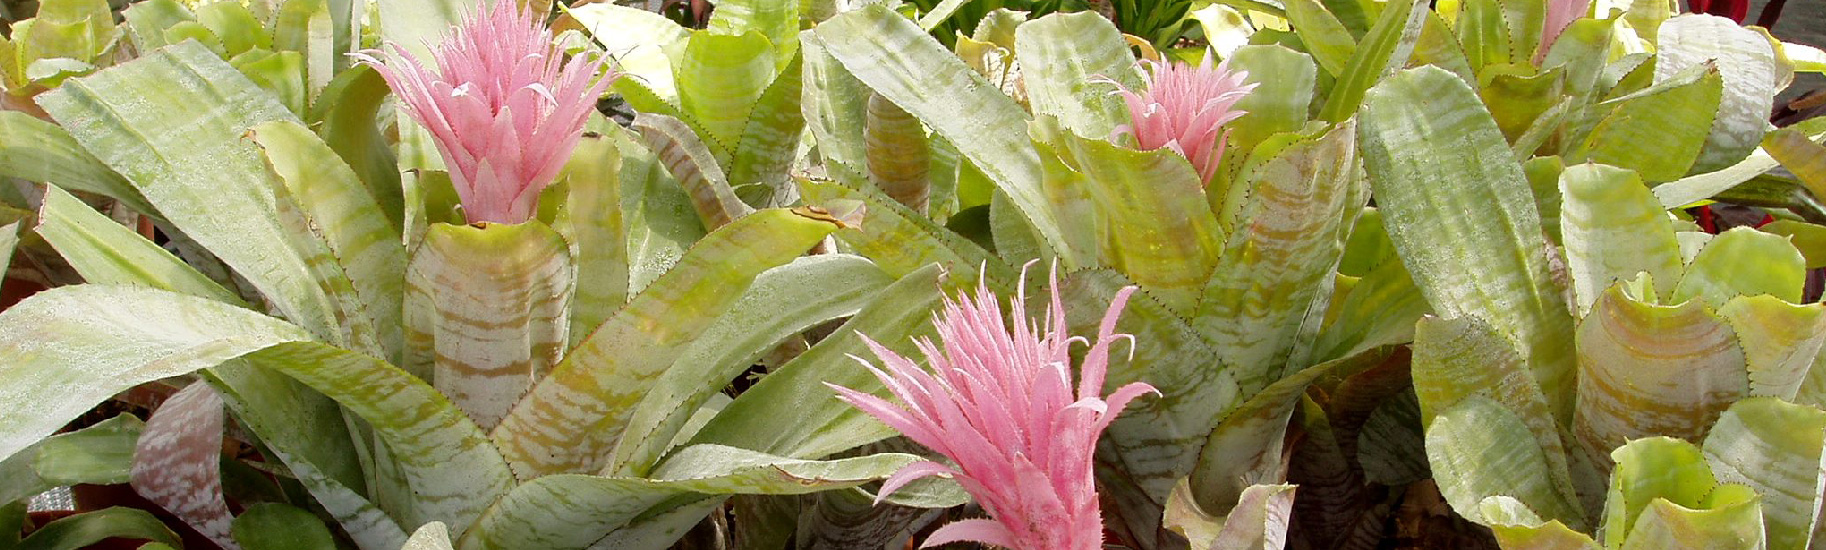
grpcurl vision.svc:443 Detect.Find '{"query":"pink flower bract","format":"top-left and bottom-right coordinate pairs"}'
top-left (827, 267), bottom-right (1159, 550)
top-left (352, 1), bottom-right (615, 224)
top-left (1109, 58), bottom-right (1257, 186)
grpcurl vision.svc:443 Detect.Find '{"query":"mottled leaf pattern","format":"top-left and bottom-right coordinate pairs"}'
top-left (131, 383), bottom-right (238, 549)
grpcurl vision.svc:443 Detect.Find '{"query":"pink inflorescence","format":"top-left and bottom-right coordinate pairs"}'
top-left (1108, 58), bottom-right (1257, 186)
top-left (827, 266), bottom-right (1159, 550)
top-left (352, 1), bottom-right (615, 224)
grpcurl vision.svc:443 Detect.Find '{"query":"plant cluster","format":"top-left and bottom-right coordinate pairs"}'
top-left (1, 0), bottom-right (1825, 548)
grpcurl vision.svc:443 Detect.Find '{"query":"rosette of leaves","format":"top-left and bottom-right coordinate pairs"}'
top-left (0, 1), bottom-right (972, 548)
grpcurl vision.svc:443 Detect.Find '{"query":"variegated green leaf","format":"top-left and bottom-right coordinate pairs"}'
top-left (1283, 0), bottom-right (1354, 77)
top-left (1225, 46), bottom-right (1318, 154)
top-left (1478, 496), bottom-right (1602, 550)
top-left (27, 414), bottom-right (142, 489)
top-left (811, 5), bottom-right (1071, 263)
top-left (404, 221), bottom-right (571, 430)
top-left (1311, 256), bottom-right (1431, 363)
top-left (271, 0), bottom-right (334, 99)
top-left (1360, 65), bottom-right (1578, 421)
top-left (601, 123), bottom-right (703, 296)
top-left (728, 51), bottom-right (804, 208)
top-left (863, 92), bottom-right (932, 212)
top-left (492, 209), bottom-right (841, 478)
top-left (566, 2), bottom-right (687, 102)
top-left (1319, 0), bottom-right (1426, 122)
top-left (402, 522), bottom-right (454, 550)
top-left (35, 187), bottom-right (242, 305)
top-left (1652, 118), bottom-right (1826, 209)
top-left (560, 127), bottom-right (626, 342)
top-left (1426, 396), bottom-right (1584, 529)
top-left (1575, 286), bottom-right (1748, 471)
top-left (705, 0), bottom-right (799, 71)
top-left (1574, 65), bottom-right (1721, 183)
top-left (376, 0), bottom-right (464, 61)
top-left (1655, 14), bottom-right (1781, 172)
top-left (607, 254), bottom-right (893, 476)
top-left (1620, 489), bottom-right (1764, 550)
top-left (1603, 437), bottom-right (1720, 549)
top-left (1558, 164), bottom-right (1683, 315)
top-left (633, 112), bottom-right (754, 230)
top-left (799, 30), bottom-right (869, 176)
top-left (308, 65), bottom-right (403, 229)
top-left (1718, 297), bottom-right (1826, 400)
top-left (1701, 397), bottom-right (1826, 550)
top-left (37, 42), bottom-right (344, 344)
top-left (1014, 12), bottom-right (1136, 140)
top-left (1672, 228), bottom-right (1806, 307)
top-left (0, 111), bottom-right (149, 214)
top-left (1457, 0), bottom-right (1511, 70)
top-left (798, 176), bottom-right (1010, 284)
top-left (1198, 121), bottom-right (1367, 391)
top-left (677, 30), bottom-right (776, 160)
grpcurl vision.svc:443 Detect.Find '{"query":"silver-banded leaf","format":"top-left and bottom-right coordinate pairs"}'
top-left (1655, 14), bottom-right (1780, 172)
top-left (1319, 0), bottom-right (1427, 122)
top-left (232, 341), bottom-right (515, 535)
top-left (492, 209), bottom-right (841, 478)
top-left (605, 123), bottom-right (704, 296)
top-left (1701, 397), bottom-right (1826, 550)
top-left (1198, 121), bottom-right (1367, 392)
top-left (1574, 64), bottom-right (1721, 183)
top-left (130, 383), bottom-right (237, 549)
top-left (565, 2), bottom-right (687, 102)
top-left (459, 446), bottom-right (920, 549)
top-left (811, 5), bottom-right (1071, 263)
top-left (1360, 66), bottom-right (1578, 422)
top-left (0, 285), bottom-right (311, 463)
top-left (1603, 437), bottom-right (1720, 549)
top-left (607, 254), bottom-right (893, 476)
top-left (1225, 46), bottom-right (1318, 154)
top-left (37, 42), bottom-right (343, 343)
top-left (1672, 228), bottom-right (1806, 307)
top-left (728, 51), bottom-right (804, 207)
top-left (582, 497), bottom-right (724, 550)
top-left (270, 0), bottom-right (333, 100)
top-left (404, 221), bottom-right (572, 430)
top-left (561, 129), bottom-right (626, 342)
top-left (798, 176), bottom-right (1010, 284)
top-left (1575, 286), bottom-right (1748, 470)
top-left (688, 264), bottom-right (945, 458)
top-left (1014, 12), bottom-right (1136, 140)
top-left (676, 30), bottom-right (775, 159)
top-left (0, 111), bottom-right (150, 215)
top-left (1718, 297), bottom-right (1826, 400)
top-left (1558, 163), bottom-right (1683, 315)
top-left (799, 31), bottom-right (869, 176)
top-left (36, 186), bottom-right (243, 305)
top-left (402, 522), bottom-right (455, 550)
top-left (633, 112), bottom-right (754, 230)
top-left (1425, 396), bottom-right (1584, 528)
top-left (864, 92), bottom-right (931, 212)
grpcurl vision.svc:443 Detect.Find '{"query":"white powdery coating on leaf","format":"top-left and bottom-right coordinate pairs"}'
top-left (131, 383), bottom-right (239, 549)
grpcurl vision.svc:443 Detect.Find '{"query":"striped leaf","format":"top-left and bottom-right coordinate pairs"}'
top-left (560, 128), bottom-right (627, 343)
top-left (0, 111), bottom-right (150, 215)
top-left (1197, 121), bottom-right (1368, 392)
top-left (36, 41), bottom-right (344, 344)
top-left (799, 31), bottom-right (870, 177)
top-left (404, 221), bottom-right (572, 430)
top-left (676, 30), bottom-right (775, 160)
top-left (1478, 496), bottom-right (1601, 550)
top-left (1672, 228), bottom-right (1806, 307)
top-left (1225, 46), bottom-right (1319, 155)
top-left (1319, 0), bottom-right (1426, 122)
top-left (1655, 14), bottom-right (1782, 172)
top-left (1573, 65), bottom-right (1722, 183)
top-left (1558, 164), bottom-right (1683, 315)
top-left (0, 285), bottom-right (311, 464)
top-left (1283, 0), bottom-right (1355, 77)
top-left (35, 186), bottom-right (243, 305)
top-left (1014, 12), bottom-right (1137, 141)
top-left (491, 209), bottom-right (841, 478)
top-left (1310, 257), bottom-right (1431, 364)
top-left (1717, 297), bottom-right (1826, 400)
top-left (1701, 397), bottom-right (1826, 550)
top-left (864, 92), bottom-right (932, 212)
top-left (1426, 396), bottom-right (1584, 529)
top-left (1360, 66), bottom-right (1578, 422)
top-left (728, 51), bottom-right (804, 208)
top-left (604, 123), bottom-right (704, 296)
top-left (130, 383), bottom-right (237, 549)
top-left (798, 176), bottom-right (1010, 284)
top-left (633, 112), bottom-right (753, 230)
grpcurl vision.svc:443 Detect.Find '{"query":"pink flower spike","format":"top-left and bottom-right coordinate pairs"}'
top-left (1107, 57), bottom-right (1258, 186)
top-left (351, 1), bottom-right (618, 224)
top-left (829, 265), bottom-right (1159, 550)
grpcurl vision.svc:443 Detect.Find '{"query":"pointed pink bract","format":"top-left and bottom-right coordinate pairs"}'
top-left (352, 1), bottom-right (615, 224)
top-left (1108, 57), bottom-right (1257, 185)
top-left (827, 266), bottom-right (1158, 550)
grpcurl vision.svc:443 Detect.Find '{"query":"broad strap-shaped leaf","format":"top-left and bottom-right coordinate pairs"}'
top-left (560, 128), bottom-right (627, 342)
top-left (37, 42), bottom-right (343, 343)
top-left (1425, 396), bottom-right (1585, 529)
top-left (402, 522), bottom-right (455, 550)
top-left (1478, 496), bottom-right (1602, 550)
top-left (728, 52), bottom-right (805, 207)
top-left (307, 60), bottom-right (402, 227)
top-left (799, 30), bottom-right (870, 176)
top-left (460, 446), bottom-right (920, 549)
top-left (798, 176), bottom-right (1010, 283)
top-left (1310, 256), bottom-right (1431, 363)
top-left (15, 507), bottom-right (182, 550)
top-left (0, 285), bottom-right (311, 463)
top-left (1573, 65), bottom-right (1721, 183)
top-left (232, 341), bottom-right (515, 534)
top-left (1198, 121), bottom-right (1367, 392)
top-left (705, 0), bottom-right (799, 68)
top-left (130, 383), bottom-right (237, 549)
top-left (270, 0), bottom-right (333, 99)
top-left (1225, 46), bottom-right (1319, 154)
top-left (603, 123), bottom-right (705, 296)
top-left (231, 503), bottom-right (337, 550)
top-left (582, 497), bottom-right (725, 550)
top-left (688, 265), bottom-right (944, 458)
top-left (1206, 484), bottom-right (1297, 550)
top-left (864, 92), bottom-right (932, 212)
top-left (1620, 489), bottom-right (1765, 550)
top-left (1575, 286), bottom-right (1748, 471)
top-left (375, 0), bottom-right (465, 61)
top-left (35, 186), bottom-right (243, 305)
top-left (0, 111), bottom-right (150, 215)
top-left (1672, 228), bottom-right (1806, 307)
top-left (1480, 68), bottom-right (1564, 145)
top-left (1413, 316), bottom-right (1585, 528)
top-left (1718, 297), bottom-right (1826, 400)
top-left (1319, 0), bottom-right (1426, 122)
top-left (1283, 0), bottom-right (1355, 77)
top-left (1655, 14), bottom-right (1782, 172)
top-left (1014, 12), bottom-right (1136, 140)
top-left (1767, 127), bottom-right (1826, 199)
top-left (1652, 118), bottom-right (1826, 208)
top-left (1602, 437), bottom-right (1722, 549)
top-left (252, 119), bottom-right (406, 359)
top-left (1558, 164), bottom-right (1683, 315)
top-left (633, 112), bottom-right (754, 229)
top-left (1360, 65), bottom-right (1578, 422)
top-left (676, 30), bottom-right (776, 160)
top-left (403, 221), bottom-right (571, 430)
top-left (811, 5), bottom-right (1071, 263)
top-left (1701, 397), bottom-right (1826, 550)
top-left (491, 209), bottom-right (841, 478)
top-left (606, 254), bottom-right (893, 476)
top-left (25, 414), bottom-right (142, 490)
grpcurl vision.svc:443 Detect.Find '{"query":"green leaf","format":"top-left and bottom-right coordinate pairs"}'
top-left (799, 31), bottom-right (869, 176)
top-left (559, 129), bottom-right (626, 342)
top-left (492, 209), bottom-right (842, 478)
top-left (232, 341), bottom-right (515, 534)
top-left (1427, 396), bottom-right (1584, 528)
top-left (728, 51), bottom-right (804, 207)
top-left (195, 2), bottom-right (267, 57)
top-left (1310, 257), bottom-right (1431, 363)
top-left (606, 254), bottom-right (893, 476)
top-left (1673, 228), bottom-right (1806, 306)
top-left (1717, 297), bottom-right (1826, 400)
top-left (602, 124), bottom-right (704, 295)
top-left (1478, 496), bottom-right (1602, 550)
top-left (1224, 46), bottom-right (1318, 154)
top-left (567, 2), bottom-right (687, 102)
top-left (1319, 0), bottom-right (1426, 122)
top-left (811, 5), bottom-right (1071, 263)
top-left (705, 0), bottom-right (799, 71)
top-left (1701, 397), bottom-right (1826, 550)
top-left (688, 265), bottom-right (944, 458)
top-left (37, 42), bottom-right (345, 345)
top-left (308, 65), bottom-right (404, 228)
top-left (17, 508), bottom-right (181, 550)
top-left (1198, 121), bottom-right (1367, 391)
top-left (1655, 14), bottom-right (1782, 172)
top-left (271, 0), bottom-right (335, 99)
top-left (1360, 66), bottom-right (1578, 421)
top-left (0, 285), bottom-right (311, 464)
top-left (376, 0), bottom-right (465, 61)
top-left (1574, 286), bottom-right (1748, 472)
top-left (676, 31), bottom-right (776, 159)
top-left (1652, 118), bottom-right (1826, 208)
top-left (35, 187), bottom-right (242, 305)
top-left (1620, 490), bottom-right (1764, 550)
top-left (1208, 484), bottom-right (1297, 550)
top-left (403, 221), bottom-right (571, 429)
top-left (121, 0), bottom-right (193, 52)
top-left (1481, 68), bottom-right (1564, 144)
top-left (31, 414), bottom-right (142, 487)
top-left (1014, 12), bottom-right (1136, 141)
top-left (0, 112), bottom-right (150, 215)
top-left (1558, 163), bottom-right (1683, 314)
top-left (1602, 437), bottom-right (1720, 549)
top-left (1574, 65), bottom-right (1722, 183)
top-left (798, 176), bottom-right (1009, 283)
top-left (1283, 0), bottom-right (1355, 77)
top-left (633, 112), bottom-right (754, 229)
top-left (1457, 0), bottom-right (1511, 70)
top-left (231, 503), bottom-right (338, 550)
top-left (230, 49), bottom-right (310, 118)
